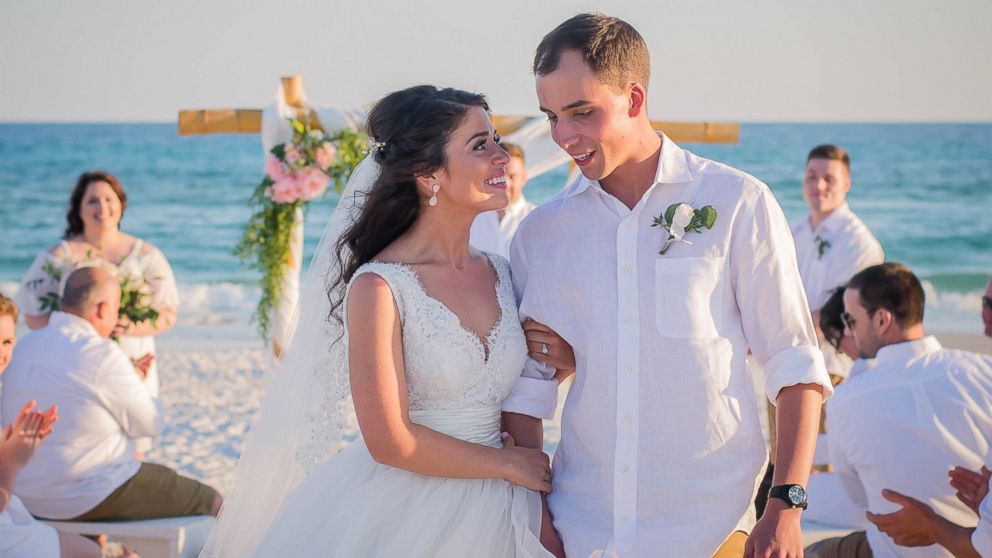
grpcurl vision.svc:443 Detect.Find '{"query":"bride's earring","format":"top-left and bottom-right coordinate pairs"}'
top-left (429, 183), bottom-right (441, 207)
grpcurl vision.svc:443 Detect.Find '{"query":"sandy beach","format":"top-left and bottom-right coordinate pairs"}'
top-left (144, 332), bottom-right (991, 494)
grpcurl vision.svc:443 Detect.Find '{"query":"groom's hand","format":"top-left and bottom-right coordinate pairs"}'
top-left (744, 499), bottom-right (804, 558)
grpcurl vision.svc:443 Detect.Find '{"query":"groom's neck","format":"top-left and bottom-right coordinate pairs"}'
top-left (600, 127), bottom-right (662, 210)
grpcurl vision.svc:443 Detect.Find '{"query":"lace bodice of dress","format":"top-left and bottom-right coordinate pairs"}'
top-left (345, 254), bottom-right (526, 411)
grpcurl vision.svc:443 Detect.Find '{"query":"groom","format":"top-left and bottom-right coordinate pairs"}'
top-left (502, 13), bottom-right (833, 558)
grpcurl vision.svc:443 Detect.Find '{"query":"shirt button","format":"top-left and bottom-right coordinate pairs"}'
top-left (624, 367), bottom-right (632, 374)
top-left (624, 315), bottom-right (632, 323)
top-left (624, 266), bottom-right (632, 274)
top-left (622, 515), bottom-right (630, 522)
top-left (622, 465), bottom-right (630, 473)
top-left (624, 415), bottom-right (633, 424)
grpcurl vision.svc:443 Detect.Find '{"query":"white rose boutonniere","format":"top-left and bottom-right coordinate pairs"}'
top-left (651, 202), bottom-right (718, 254)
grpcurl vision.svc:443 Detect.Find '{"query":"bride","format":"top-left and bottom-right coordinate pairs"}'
top-left (201, 85), bottom-right (571, 557)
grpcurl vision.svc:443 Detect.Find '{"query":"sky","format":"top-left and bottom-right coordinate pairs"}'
top-left (2, 0), bottom-right (990, 122)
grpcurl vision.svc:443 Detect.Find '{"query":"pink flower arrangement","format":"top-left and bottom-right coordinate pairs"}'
top-left (262, 136), bottom-right (337, 204)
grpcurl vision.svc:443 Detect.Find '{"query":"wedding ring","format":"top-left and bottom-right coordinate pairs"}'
top-left (541, 343), bottom-right (550, 355)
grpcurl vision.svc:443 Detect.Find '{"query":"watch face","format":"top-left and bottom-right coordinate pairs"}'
top-left (788, 485), bottom-right (807, 505)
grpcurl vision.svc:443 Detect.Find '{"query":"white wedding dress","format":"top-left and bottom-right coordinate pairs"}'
top-left (247, 254), bottom-right (551, 557)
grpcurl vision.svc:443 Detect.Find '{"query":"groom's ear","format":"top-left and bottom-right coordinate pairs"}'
top-left (628, 83), bottom-right (647, 118)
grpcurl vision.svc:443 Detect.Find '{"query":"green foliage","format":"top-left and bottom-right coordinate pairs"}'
top-left (327, 128), bottom-right (368, 193)
top-left (234, 118), bottom-right (369, 341)
top-left (119, 274), bottom-right (160, 327)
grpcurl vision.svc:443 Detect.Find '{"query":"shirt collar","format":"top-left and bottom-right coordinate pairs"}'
top-left (566, 132), bottom-right (693, 199)
top-left (48, 310), bottom-right (101, 338)
top-left (506, 195), bottom-right (530, 215)
top-left (874, 336), bottom-right (943, 367)
top-left (809, 202), bottom-right (853, 234)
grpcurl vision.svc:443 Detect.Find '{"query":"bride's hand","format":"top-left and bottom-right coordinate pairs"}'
top-left (500, 433), bottom-right (553, 493)
top-left (523, 320), bottom-right (575, 381)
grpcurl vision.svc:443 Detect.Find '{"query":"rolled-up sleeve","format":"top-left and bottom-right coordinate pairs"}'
top-left (731, 182), bottom-right (833, 404)
top-left (501, 222), bottom-right (559, 419)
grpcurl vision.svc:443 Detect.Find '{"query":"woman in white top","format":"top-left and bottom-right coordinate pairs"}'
top-left (0, 293), bottom-right (115, 558)
top-left (15, 171), bottom-right (179, 447)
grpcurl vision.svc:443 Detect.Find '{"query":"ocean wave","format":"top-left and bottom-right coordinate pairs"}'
top-left (2, 280), bottom-right (985, 338)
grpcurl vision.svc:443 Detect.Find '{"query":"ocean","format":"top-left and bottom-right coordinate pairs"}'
top-left (2, 123), bottom-right (989, 345)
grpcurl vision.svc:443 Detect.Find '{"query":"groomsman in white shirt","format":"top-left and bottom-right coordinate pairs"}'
top-left (806, 263), bottom-right (992, 558)
top-left (469, 142), bottom-right (536, 258)
top-left (1, 267), bottom-right (222, 522)
top-left (791, 145), bottom-right (884, 377)
top-left (502, 13), bottom-right (833, 558)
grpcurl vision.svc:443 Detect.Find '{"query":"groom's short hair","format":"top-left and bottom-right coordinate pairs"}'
top-left (534, 13), bottom-right (650, 92)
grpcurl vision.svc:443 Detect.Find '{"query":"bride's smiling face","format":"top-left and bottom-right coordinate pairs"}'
top-left (427, 106), bottom-right (510, 212)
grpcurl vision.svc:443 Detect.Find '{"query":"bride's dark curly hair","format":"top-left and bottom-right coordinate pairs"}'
top-left (328, 85), bottom-right (489, 320)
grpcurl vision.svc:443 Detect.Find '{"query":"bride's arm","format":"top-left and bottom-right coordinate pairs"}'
top-left (347, 273), bottom-right (552, 493)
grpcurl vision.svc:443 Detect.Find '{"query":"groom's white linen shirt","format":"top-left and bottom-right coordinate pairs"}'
top-left (826, 336), bottom-right (992, 558)
top-left (469, 195), bottom-right (536, 259)
top-left (504, 134), bottom-right (832, 557)
top-left (0, 311), bottom-right (163, 519)
top-left (791, 202), bottom-right (883, 313)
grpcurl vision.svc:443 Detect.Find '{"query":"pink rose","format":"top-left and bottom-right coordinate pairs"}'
top-left (264, 154), bottom-right (286, 181)
top-left (301, 168), bottom-right (329, 201)
top-left (315, 142), bottom-right (337, 169)
top-left (267, 175), bottom-right (303, 204)
top-left (284, 143), bottom-right (302, 166)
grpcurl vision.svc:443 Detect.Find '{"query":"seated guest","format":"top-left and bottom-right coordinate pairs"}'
top-left (819, 287), bottom-right (878, 381)
top-left (806, 263), bottom-right (992, 558)
top-left (1, 268), bottom-right (222, 523)
top-left (0, 293), bottom-right (104, 558)
top-left (791, 145), bottom-right (884, 378)
top-left (868, 465), bottom-right (991, 558)
top-left (982, 278), bottom-right (991, 338)
top-left (469, 141), bottom-right (535, 258)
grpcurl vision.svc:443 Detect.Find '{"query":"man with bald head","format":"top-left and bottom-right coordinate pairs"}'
top-left (2, 267), bottom-right (222, 523)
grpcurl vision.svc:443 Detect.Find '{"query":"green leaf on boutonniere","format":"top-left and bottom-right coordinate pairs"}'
top-left (697, 206), bottom-right (717, 229)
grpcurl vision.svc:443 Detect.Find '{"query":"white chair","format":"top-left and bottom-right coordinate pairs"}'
top-left (43, 516), bottom-right (214, 558)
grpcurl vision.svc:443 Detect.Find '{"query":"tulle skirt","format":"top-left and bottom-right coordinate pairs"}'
top-left (250, 407), bottom-right (552, 558)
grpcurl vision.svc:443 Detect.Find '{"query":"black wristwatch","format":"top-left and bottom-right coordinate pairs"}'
top-left (768, 484), bottom-right (808, 510)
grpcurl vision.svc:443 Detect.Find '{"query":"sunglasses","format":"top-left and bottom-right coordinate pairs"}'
top-left (841, 312), bottom-right (857, 329)
top-left (984, 296), bottom-right (992, 310)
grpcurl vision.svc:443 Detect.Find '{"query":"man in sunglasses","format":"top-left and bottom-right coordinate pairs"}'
top-left (807, 263), bottom-right (992, 558)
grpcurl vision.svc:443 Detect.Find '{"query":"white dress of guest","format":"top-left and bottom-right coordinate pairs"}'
top-left (826, 336), bottom-right (992, 558)
top-left (503, 133), bottom-right (833, 557)
top-left (791, 203), bottom-right (883, 377)
top-left (0, 311), bottom-right (163, 520)
top-left (15, 239), bottom-right (180, 399)
top-left (246, 255), bottom-right (552, 557)
top-left (0, 398), bottom-right (60, 558)
top-left (469, 196), bottom-right (536, 259)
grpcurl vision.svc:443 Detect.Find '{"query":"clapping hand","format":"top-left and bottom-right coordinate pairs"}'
top-left (131, 353), bottom-right (155, 379)
top-left (0, 400), bottom-right (59, 471)
top-left (949, 466), bottom-right (990, 515)
top-left (866, 489), bottom-right (939, 547)
top-left (523, 320), bottom-right (575, 383)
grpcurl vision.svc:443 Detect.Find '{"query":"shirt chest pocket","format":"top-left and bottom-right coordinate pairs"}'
top-left (654, 256), bottom-right (726, 339)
